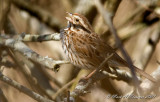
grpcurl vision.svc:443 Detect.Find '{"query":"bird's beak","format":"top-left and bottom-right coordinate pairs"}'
top-left (65, 12), bottom-right (73, 22)
top-left (66, 12), bottom-right (72, 16)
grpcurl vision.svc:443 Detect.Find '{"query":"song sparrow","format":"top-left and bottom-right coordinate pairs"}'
top-left (60, 12), bottom-right (156, 82)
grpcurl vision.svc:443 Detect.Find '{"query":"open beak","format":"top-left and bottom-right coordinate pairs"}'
top-left (66, 12), bottom-right (72, 16)
top-left (65, 12), bottom-right (73, 22)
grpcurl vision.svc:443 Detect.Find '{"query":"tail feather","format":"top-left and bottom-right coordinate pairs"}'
top-left (134, 66), bottom-right (156, 83)
top-left (109, 53), bottom-right (156, 82)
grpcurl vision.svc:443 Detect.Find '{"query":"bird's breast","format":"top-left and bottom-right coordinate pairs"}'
top-left (61, 31), bottom-right (94, 69)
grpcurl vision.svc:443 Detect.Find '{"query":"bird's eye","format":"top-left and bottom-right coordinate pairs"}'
top-left (75, 19), bottom-right (79, 22)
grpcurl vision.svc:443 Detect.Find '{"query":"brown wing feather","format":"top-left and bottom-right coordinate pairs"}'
top-left (71, 33), bottom-right (156, 82)
top-left (71, 33), bottom-right (106, 68)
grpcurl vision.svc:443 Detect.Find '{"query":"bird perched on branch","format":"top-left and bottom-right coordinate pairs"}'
top-left (60, 12), bottom-right (156, 82)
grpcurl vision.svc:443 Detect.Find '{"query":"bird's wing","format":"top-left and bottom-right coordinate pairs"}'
top-left (71, 33), bottom-right (116, 66)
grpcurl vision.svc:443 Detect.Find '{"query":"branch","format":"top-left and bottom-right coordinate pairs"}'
top-left (9, 0), bottom-right (62, 31)
top-left (140, 65), bottom-right (160, 95)
top-left (0, 71), bottom-right (54, 102)
top-left (104, 0), bottom-right (121, 16)
top-left (0, 37), bottom-right (69, 71)
top-left (70, 53), bottom-right (115, 98)
top-left (0, 88), bottom-right (8, 102)
top-left (7, 49), bottom-right (57, 99)
top-left (53, 79), bottom-right (75, 100)
top-left (69, 54), bottom-right (142, 100)
top-left (18, 33), bottom-right (60, 42)
top-left (94, 0), bottom-right (139, 85)
top-left (0, 0), bottom-right (11, 31)
top-left (134, 0), bottom-right (160, 18)
top-left (74, 0), bottom-right (96, 22)
top-left (69, 67), bottom-right (142, 99)
top-left (130, 22), bottom-right (160, 70)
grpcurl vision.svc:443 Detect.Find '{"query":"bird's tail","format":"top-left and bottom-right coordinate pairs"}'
top-left (134, 66), bottom-right (156, 83)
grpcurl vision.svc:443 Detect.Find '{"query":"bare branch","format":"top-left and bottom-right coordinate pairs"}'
top-left (0, 72), bottom-right (54, 102)
top-left (18, 33), bottom-right (60, 42)
top-left (69, 53), bottom-right (142, 100)
top-left (70, 53), bottom-right (115, 98)
top-left (140, 66), bottom-right (160, 95)
top-left (7, 50), bottom-right (57, 99)
top-left (53, 79), bottom-right (75, 100)
top-left (94, 0), bottom-right (139, 86)
top-left (0, 38), bottom-right (69, 71)
top-left (0, 88), bottom-right (8, 102)
top-left (9, 0), bottom-right (62, 31)
top-left (0, 0), bottom-right (11, 31)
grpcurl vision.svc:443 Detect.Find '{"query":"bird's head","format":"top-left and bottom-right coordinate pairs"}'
top-left (65, 12), bottom-right (93, 33)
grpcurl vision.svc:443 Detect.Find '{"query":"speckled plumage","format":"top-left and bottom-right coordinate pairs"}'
top-left (60, 12), bottom-right (156, 82)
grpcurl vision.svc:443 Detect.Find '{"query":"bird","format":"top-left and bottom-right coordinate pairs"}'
top-left (60, 12), bottom-right (156, 82)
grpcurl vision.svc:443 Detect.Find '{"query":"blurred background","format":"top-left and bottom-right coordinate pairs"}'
top-left (0, 0), bottom-right (160, 102)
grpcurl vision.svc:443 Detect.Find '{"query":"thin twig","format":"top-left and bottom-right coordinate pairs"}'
top-left (9, 0), bottom-right (62, 31)
top-left (0, 0), bottom-right (11, 31)
top-left (147, 95), bottom-right (160, 102)
top-left (85, 53), bottom-right (114, 79)
top-left (70, 53), bottom-right (114, 98)
top-left (0, 37), bottom-right (69, 71)
top-left (8, 49), bottom-right (56, 99)
top-left (67, 91), bottom-right (70, 102)
top-left (94, 0), bottom-right (139, 86)
top-left (53, 79), bottom-right (75, 99)
top-left (0, 88), bottom-right (8, 102)
top-left (140, 66), bottom-right (160, 95)
top-left (133, 0), bottom-right (160, 18)
top-left (69, 53), bottom-right (141, 99)
top-left (0, 72), bottom-right (54, 102)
